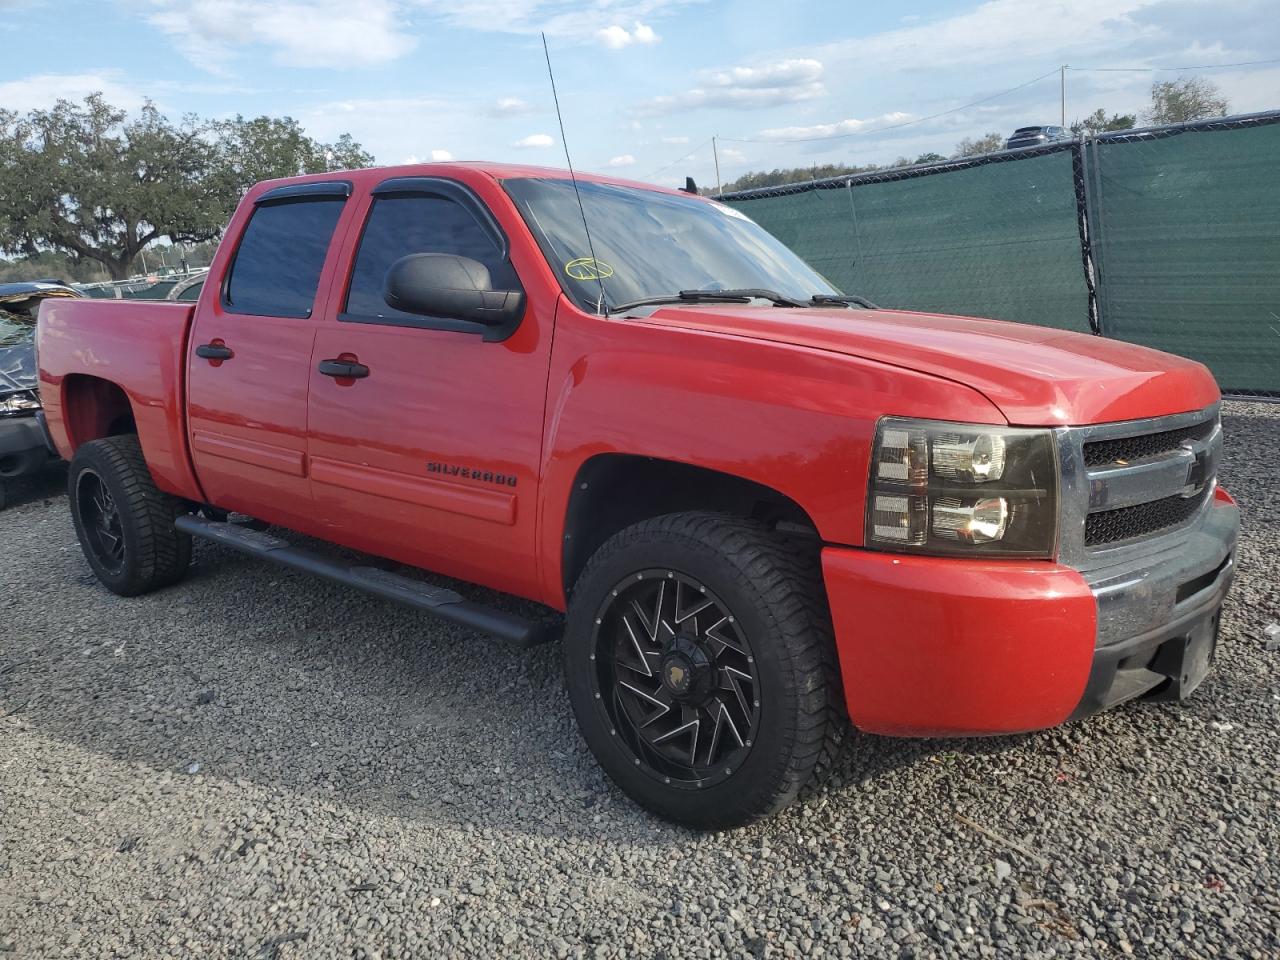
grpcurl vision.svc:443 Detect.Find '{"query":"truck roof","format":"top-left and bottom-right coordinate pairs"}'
top-left (247, 161), bottom-right (702, 201)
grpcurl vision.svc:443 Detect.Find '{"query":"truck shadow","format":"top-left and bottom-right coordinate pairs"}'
top-left (1, 526), bottom-right (1052, 848)
top-left (0, 461), bottom-right (66, 513)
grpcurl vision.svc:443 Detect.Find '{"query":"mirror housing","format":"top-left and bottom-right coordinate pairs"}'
top-left (383, 253), bottom-right (524, 329)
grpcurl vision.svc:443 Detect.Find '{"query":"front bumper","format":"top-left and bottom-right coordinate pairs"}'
top-left (822, 493), bottom-right (1240, 737)
top-left (1070, 490), bottom-right (1237, 717)
top-left (0, 414), bottom-right (56, 480)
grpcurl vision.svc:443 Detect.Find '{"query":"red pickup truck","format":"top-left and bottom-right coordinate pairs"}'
top-left (37, 163), bottom-right (1238, 828)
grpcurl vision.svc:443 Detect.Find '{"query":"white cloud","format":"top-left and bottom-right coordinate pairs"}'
top-left (596, 21), bottom-right (660, 49)
top-left (300, 95), bottom-right (468, 165)
top-left (430, 148), bottom-right (454, 161)
top-left (660, 135), bottom-right (690, 144)
top-left (489, 96), bottom-right (535, 117)
top-left (720, 146), bottom-right (746, 162)
top-left (820, 0), bottom-right (1161, 71)
top-left (514, 133), bottom-right (554, 148)
top-left (315, 95), bottom-right (451, 115)
top-left (0, 72), bottom-right (147, 112)
top-left (756, 111), bottom-right (913, 141)
top-left (706, 59), bottom-right (824, 90)
top-left (642, 58), bottom-right (825, 114)
top-left (607, 154), bottom-right (637, 167)
top-left (148, 0), bottom-right (415, 72)
top-left (597, 25), bottom-right (631, 49)
top-left (409, 1), bottom-right (690, 43)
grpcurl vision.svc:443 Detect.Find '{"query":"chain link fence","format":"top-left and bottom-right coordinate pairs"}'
top-left (719, 111), bottom-right (1280, 400)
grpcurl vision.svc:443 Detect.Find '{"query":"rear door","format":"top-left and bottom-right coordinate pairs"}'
top-left (306, 176), bottom-right (553, 599)
top-left (186, 182), bottom-right (350, 532)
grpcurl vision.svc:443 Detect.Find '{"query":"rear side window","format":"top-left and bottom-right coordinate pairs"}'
top-left (344, 194), bottom-right (517, 323)
top-left (225, 198), bottom-right (346, 318)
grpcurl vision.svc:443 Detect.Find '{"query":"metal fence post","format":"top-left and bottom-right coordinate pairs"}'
top-left (845, 179), bottom-right (864, 287)
top-left (1085, 134), bottom-right (1113, 338)
top-left (1071, 138), bottom-right (1102, 335)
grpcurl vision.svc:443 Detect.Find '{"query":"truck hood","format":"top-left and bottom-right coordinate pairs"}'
top-left (631, 305), bottom-right (1220, 425)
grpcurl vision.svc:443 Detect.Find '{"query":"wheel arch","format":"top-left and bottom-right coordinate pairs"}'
top-left (558, 453), bottom-right (820, 601)
top-left (60, 374), bottom-right (137, 450)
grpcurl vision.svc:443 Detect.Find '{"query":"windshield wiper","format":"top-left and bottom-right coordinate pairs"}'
top-left (810, 294), bottom-right (879, 309)
top-left (609, 288), bottom-right (810, 314)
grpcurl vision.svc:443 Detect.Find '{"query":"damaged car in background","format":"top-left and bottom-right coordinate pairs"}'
top-left (0, 281), bottom-right (80, 509)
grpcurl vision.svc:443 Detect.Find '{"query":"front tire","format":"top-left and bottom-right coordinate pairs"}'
top-left (68, 436), bottom-right (191, 596)
top-left (565, 512), bottom-right (846, 829)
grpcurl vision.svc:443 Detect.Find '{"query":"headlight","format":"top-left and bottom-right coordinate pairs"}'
top-left (866, 417), bottom-right (1058, 558)
top-left (0, 390), bottom-right (40, 417)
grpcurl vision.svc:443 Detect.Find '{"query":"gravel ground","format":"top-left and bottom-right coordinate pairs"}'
top-left (1, 400), bottom-right (1278, 960)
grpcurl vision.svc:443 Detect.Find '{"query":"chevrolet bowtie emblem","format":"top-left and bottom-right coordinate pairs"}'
top-left (1182, 442), bottom-right (1210, 498)
top-left (1177, 437), bottom-right (1208, 496)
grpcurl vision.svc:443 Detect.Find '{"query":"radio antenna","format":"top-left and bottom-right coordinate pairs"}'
top-left (542, 32), bottom-right (608, 314)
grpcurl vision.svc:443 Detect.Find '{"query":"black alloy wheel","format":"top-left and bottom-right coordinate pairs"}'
top-left (76, 469), bottom-right (126, 574)
top-left (591, 570), bottom-right (760, 788)
top-left (67, 435), bottom-right (191, 596)
top-left (565, 512), bottom-right (848, 829)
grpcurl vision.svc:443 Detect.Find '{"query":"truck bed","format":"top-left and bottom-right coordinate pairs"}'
top-left (37, 299), bottom-right (203, 501)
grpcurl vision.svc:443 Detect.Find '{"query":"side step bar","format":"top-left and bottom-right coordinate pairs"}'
top-left (175, 515), bottom-right (558, 647)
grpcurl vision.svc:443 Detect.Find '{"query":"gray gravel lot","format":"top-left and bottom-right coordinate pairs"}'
top-left (2, 401), bottom-right (1278, 959)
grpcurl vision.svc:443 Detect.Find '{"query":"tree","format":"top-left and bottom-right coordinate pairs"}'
top-left (914, 152), bottom-right (946, 165)
top-left (1144, 77), bottom-right (1229, 125)
top-left (717, 161), bottom-right (881, 194)
top-left (952, 132), bottom-right (1005, 158)
top-left (214, 116), bottom-right (375, 195)
top-left (1070, 109), bottom-right (1136, 136)
top-left (0, 95), bottom-right (374, 281)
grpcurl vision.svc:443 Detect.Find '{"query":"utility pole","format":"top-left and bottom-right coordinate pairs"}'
top-left (1060, 65), bottom-right (1067, 126)
top-left (712, 135), bottom-right (723, 197)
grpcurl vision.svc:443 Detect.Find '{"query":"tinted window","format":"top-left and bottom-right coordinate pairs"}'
top-left (225, 198), bottom-right (345, 317)
top-left (503, 178), bottom-right (837, 312)
top-left (344, 194), bottom-right (516, 322)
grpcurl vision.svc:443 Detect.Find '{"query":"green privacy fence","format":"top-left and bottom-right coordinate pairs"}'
top-left (719, 111), bottom-right (1280, 397)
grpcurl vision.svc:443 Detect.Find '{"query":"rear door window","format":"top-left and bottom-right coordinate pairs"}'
top-left (343, 193), bottom-right (518, 325)
top-left (225, 197), bottom-right (346, 318)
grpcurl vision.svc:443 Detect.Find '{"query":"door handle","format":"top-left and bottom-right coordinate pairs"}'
top-left (318, 358), bottom-right (370, 379)
top-left (195, 343), bottom-right (234, 361)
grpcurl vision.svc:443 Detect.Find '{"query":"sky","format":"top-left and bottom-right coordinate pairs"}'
top-left (1, 0), bottom-right (1278, 189)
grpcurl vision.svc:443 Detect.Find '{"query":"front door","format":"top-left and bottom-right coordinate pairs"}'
top-left (306, 178), bottom-right (553, 599)
top-left (187, 185), bottom-right (349, 533)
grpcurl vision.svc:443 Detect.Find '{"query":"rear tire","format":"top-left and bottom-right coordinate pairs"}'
top-left (565, 512), bottom-right (847, 829)
top-left (68, 436), bottom-right (191, 596)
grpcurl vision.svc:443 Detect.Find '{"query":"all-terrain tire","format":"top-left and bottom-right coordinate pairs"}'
top-left (68, 435), bottom-right (191, 596)
top-left (564, 511), bottom-right (847, 829)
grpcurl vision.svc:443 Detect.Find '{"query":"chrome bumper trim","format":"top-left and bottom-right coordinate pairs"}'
top-left (1083, 496), bottom-right (1239, 647)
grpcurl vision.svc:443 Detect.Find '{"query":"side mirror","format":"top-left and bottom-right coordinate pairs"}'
top-left (383, 253), bottom-right (524, 328)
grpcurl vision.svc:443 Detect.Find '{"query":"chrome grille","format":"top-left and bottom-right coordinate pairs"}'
top-left (1056, 403), bottom-right (1222, 568)
top-left (1084, 485), bottom-right (1213, 546)
top-left (1082, 420), bottom-right (1216, 468)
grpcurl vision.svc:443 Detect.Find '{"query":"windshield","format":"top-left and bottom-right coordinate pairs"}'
top-left (0, 307), bottom-right (35, 348)
top-left (502, 178), bottom-right (838, 312)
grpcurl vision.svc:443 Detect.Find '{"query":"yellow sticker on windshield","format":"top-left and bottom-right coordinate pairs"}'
top-left (565, 257), bottom-right (614, 281)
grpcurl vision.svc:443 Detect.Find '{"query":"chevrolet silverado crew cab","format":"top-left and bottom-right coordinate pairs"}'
top-left (37, 163), bottom-right (1239, 828)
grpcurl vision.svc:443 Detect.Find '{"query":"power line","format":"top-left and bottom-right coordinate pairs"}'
top-left (643, 137), bottom-right (713, 180)
top-left (1068, 56), bottom-right (1280, 73)
top-left (640, 55), bottom-right (1280, 178)
top-left (720, 68), bottom-right (1060, 143)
